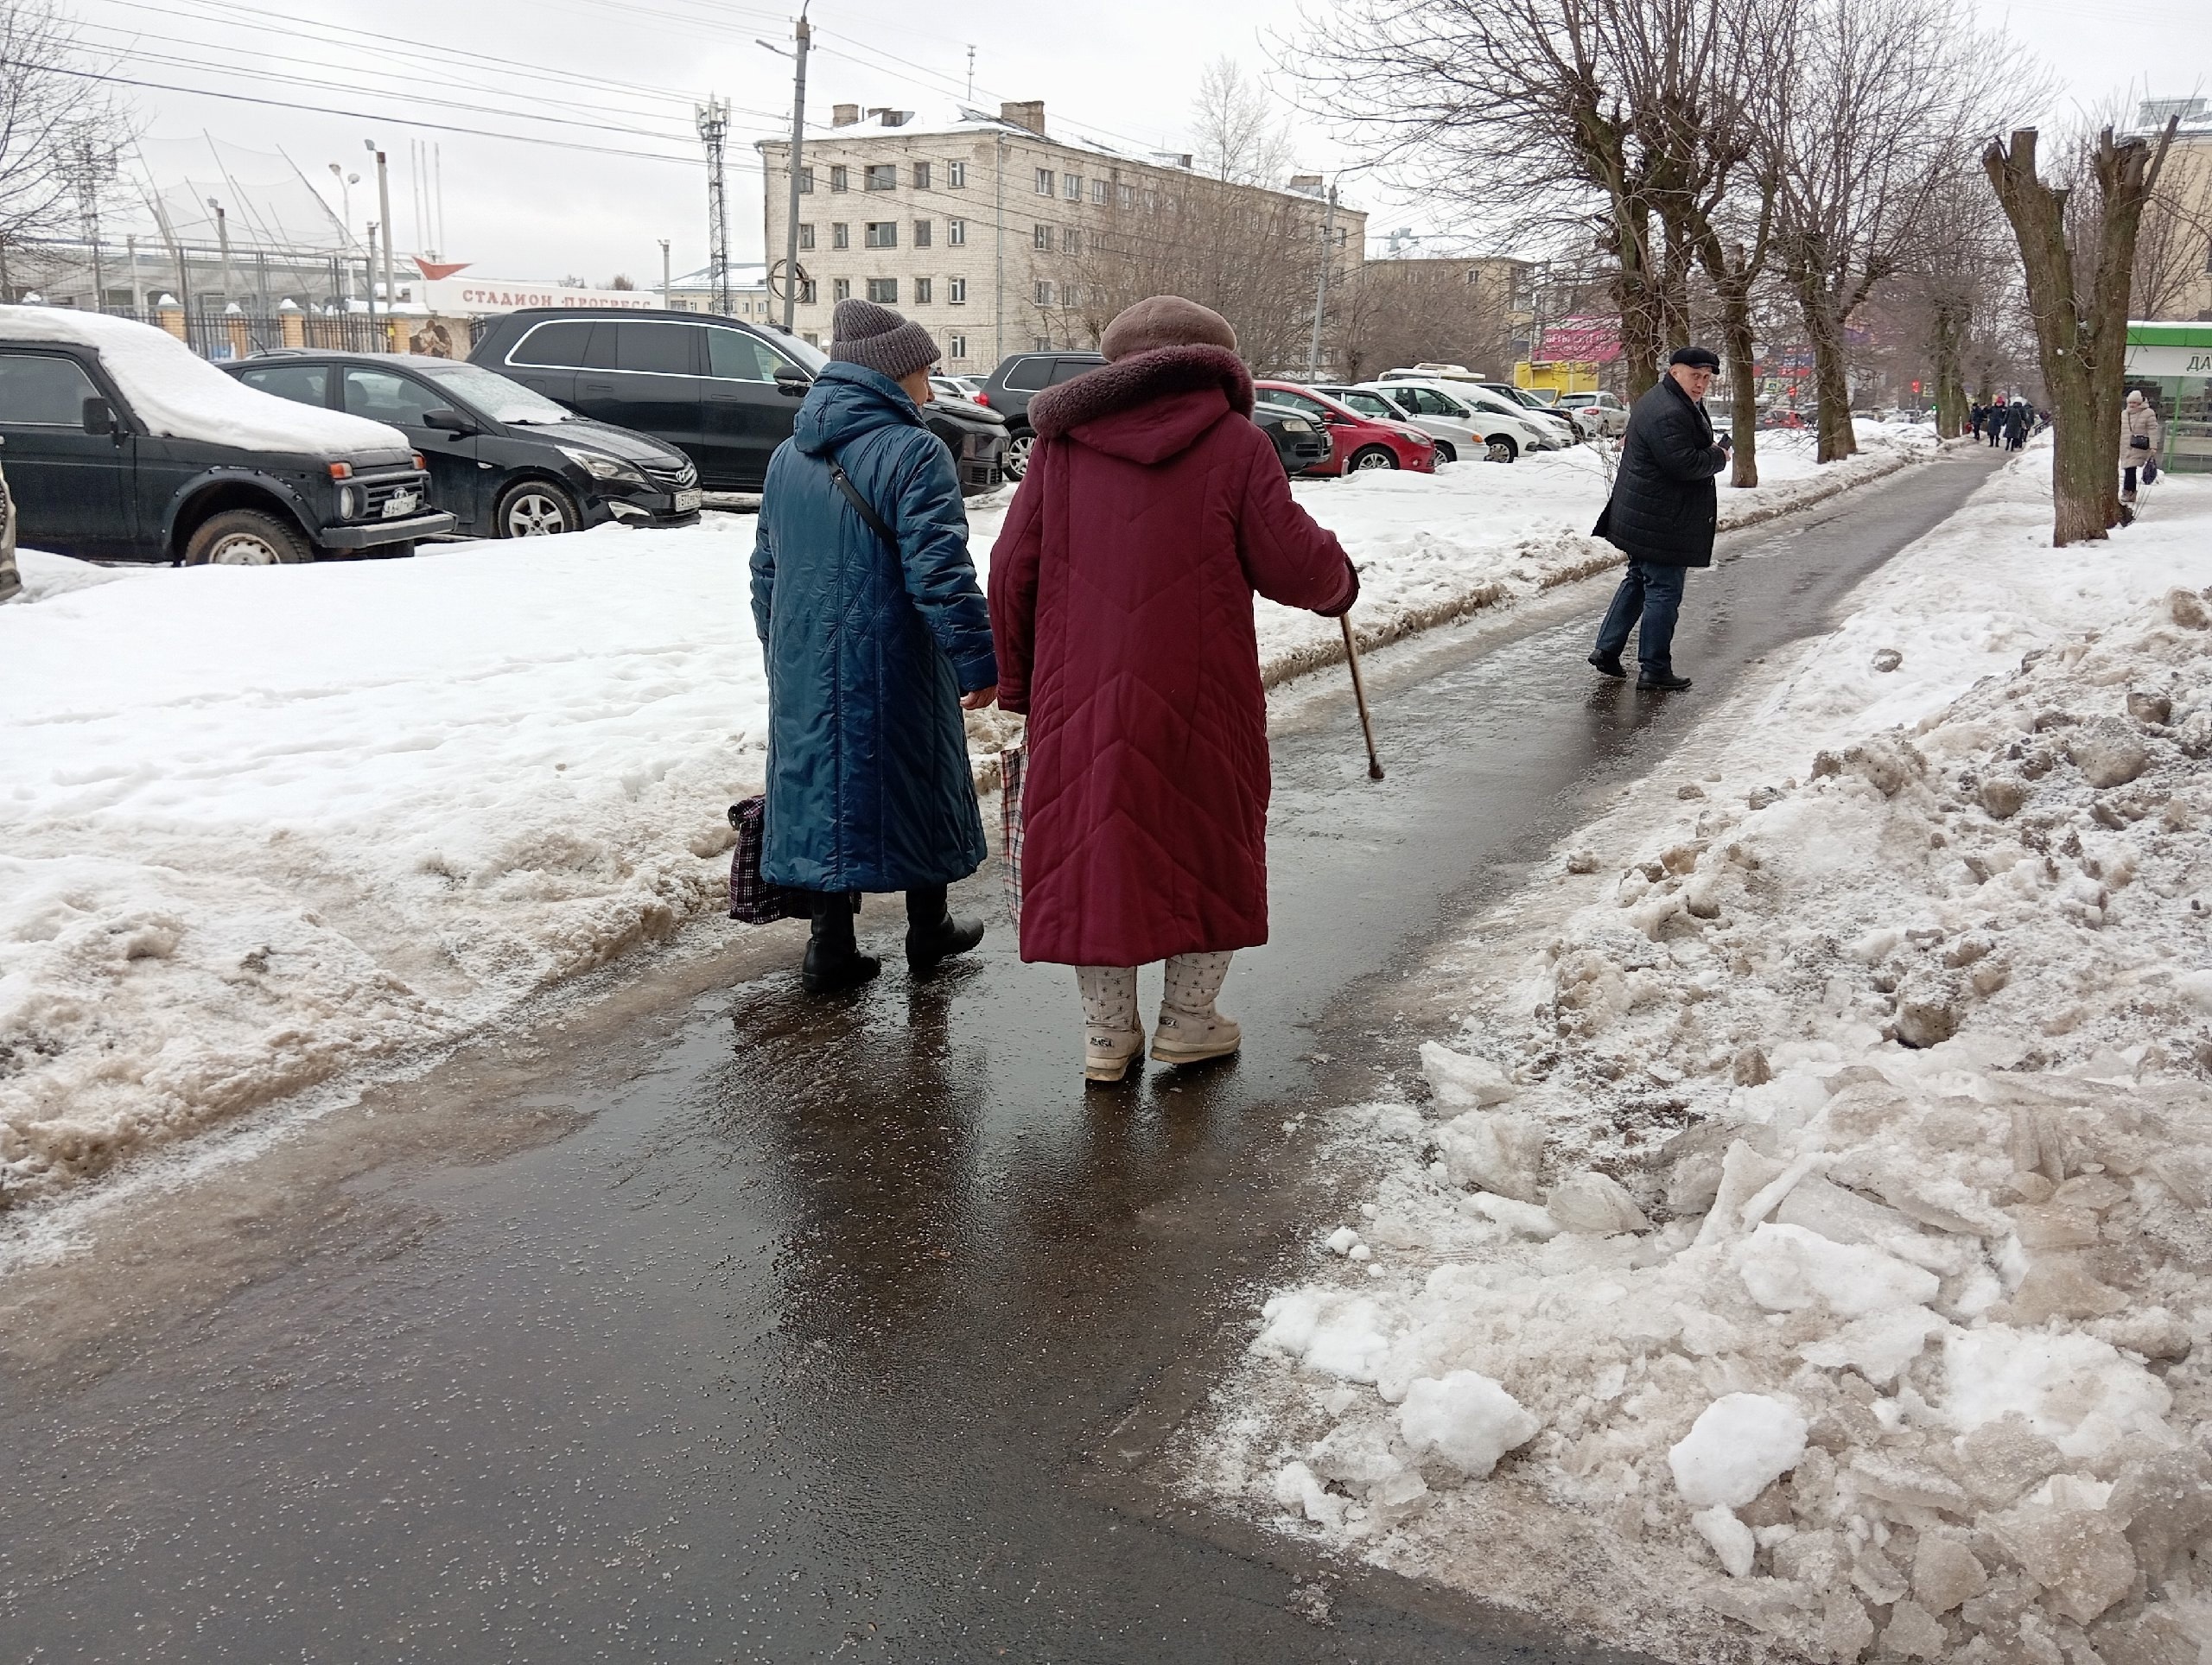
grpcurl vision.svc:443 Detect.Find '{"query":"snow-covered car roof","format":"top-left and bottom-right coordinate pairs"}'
top-left (0, 308), bottom-right (409, 459)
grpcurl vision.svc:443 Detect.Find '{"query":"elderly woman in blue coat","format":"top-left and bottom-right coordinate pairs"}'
top-left (750, 299), bottom-right (999, 993)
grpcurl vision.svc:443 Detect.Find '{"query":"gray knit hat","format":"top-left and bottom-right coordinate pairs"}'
top-left (830, 297), bottom-right (938, 381)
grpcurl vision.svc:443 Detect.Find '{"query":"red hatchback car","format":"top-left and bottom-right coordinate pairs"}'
top-left (1255, 381), bottom-right (1437, 476)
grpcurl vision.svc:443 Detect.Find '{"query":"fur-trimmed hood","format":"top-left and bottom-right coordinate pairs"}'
top-left (1028, 345), bottom-right (1254, 466)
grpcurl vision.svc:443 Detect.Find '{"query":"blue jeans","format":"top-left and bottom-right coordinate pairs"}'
top-left (1594, 560), bottom-right (1688, 677)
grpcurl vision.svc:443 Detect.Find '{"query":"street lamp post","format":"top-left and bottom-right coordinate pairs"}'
top-left (660, 238), bottom-right (671, 308)
top-left (207, 198), bottom-right (234, 310)
top-left (365, 221), bottom-right (379, 327)
top-left (365, 140), bottom-right (394, 317)
top-left (327, 164), bottom-right (360, 303)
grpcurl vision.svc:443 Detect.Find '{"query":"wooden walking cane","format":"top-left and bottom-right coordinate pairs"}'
top-left (1340, 614), bottom-right (1384, 780)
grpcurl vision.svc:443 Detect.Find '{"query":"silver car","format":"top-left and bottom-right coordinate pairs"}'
top-left (1361, 380), bottom-right (1554, 461)
top-left (1557, 391), bottom-right (1630, 437)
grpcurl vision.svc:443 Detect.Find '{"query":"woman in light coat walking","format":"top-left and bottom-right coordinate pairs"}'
top-left (2120, 389), bottom-right (2160, 503)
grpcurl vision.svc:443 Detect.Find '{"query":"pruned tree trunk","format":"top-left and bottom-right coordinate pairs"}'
top-left (1790, 269), bottom-right (1858, 462)
top-left (1930, 300), bottom-right (1967, 438)
top-left (1982, 121), bottom-right (2175, 545)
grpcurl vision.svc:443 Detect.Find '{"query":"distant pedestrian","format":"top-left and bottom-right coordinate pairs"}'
top-left (1586, 346), bottom-right (1732, 693)
top-left (2120, 389), bottom-right (2160, 502)
top-left (2005, 399), bottom-right (2029, 451)
top-left (751, 298), bottom-right (1000, 994)
top-left (1987, 403), bottom-right (2005, 447)
top-left (988, 296), bottom-right (1359, 1084)
top-left (1967, 402), bottom-right (1984, 440)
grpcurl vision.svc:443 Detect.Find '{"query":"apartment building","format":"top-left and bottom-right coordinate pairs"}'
top-left (757, 99), bottom-right (1363, 375)
top-left (2133, 98), bottom-right (2212, 323)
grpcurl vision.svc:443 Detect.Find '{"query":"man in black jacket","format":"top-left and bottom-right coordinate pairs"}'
top-left (1587, 346), bottom-right (1731, 691)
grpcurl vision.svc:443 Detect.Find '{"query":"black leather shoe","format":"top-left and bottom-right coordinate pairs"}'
top-left (1587, 651), bottom-right (1627, 679)
top-left (803, 941), bottom-right (881, 995)
top-left (906, 912), bottom-right (985, 972)
top-left (1637, 671), bottom-right (1694, 691)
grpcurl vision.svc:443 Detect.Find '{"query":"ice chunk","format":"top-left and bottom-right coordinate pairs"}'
top-left (1255, 1292), bottom-right (1394, 1383)
top-left (2005, 1257), bottom-right (2128, 1323)
top-left (2107, 1448), bottom-right (2212, 1583)
top-left (1799, 1306), bottom-right (1949, 1385)
top-left (1307, 1420), bottom-right (1403, 1492)
top-left (1910, 1535), bottom-right (1986, 1615)
top-left (1421, 1042), bottom-right (1516, 1107)
top-left (1544, 1170), bottom-right (1651, 1236)
top-left (1773, 1172), bottom-right (1920, 1248)
top-left (1325, 1225), bottom-right (1361, 1255)
top-left (1846, 1452), bottom-right (1970, 1515)
top-left (1437, 1109), bottom-right (1545, 1201)
top-left (1396, 1370), bottom-right (1539, 1478)
top-left (1367, 1468), bottom-right (1431, 1528)
top-left (1467, 1192), bottom-right (1561, 1239)
top-left (1948, 1414), bottom-right (2066, 1508)
top-left (1692, 1504), bottom-right (1757, 1577)
top-left (1737, 1222), bottom-right (1942, 1316)
top-left (1939, 1327), bottom-right (2173, 1459)
top-left (1694, 1140), bottom-right (1787, 1245)
top-left (1879, 1598), bottom-right (1946, 1659)
top-left (1986, 1477), bottom-right (2135, 1624)
top-left (1669, 1393), bottom-right (1808, 1509)
top-left (1272, 1459), bottom-right (1346, 1529)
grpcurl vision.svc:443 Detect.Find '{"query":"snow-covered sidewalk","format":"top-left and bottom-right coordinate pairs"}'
top-left (1198, 452), bottom-right (2212, 1664)
top-left (0, 424), bottom-right (1935, 1210)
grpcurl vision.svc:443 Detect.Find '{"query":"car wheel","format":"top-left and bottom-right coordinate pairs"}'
top-left (1348, 445), bottom-right (1399, 473)
top-left (184, 508), bottom-right (311, 566)
top-left (1486, 436), bottom-right (1520, 463)
top-left (1002, 431), bottom-right (1034, 481)
top-left (497, 480), bottom-right (581, 537)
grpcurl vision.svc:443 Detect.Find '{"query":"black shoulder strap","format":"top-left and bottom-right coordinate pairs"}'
top-left (828, 458), bottom-right (899, 550)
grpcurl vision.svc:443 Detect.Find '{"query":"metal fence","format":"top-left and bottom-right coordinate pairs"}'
top-left (98, 308), bottom-right (468, 363)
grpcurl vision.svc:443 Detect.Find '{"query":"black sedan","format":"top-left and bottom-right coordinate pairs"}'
top-left (224, 352), bottom-right (700, 538)
top-left (1254, 397), bottom-right (1332, 475)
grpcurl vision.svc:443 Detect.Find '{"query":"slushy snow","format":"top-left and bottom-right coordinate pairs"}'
top-left (1196, 450), bottom-right (2212, 1664)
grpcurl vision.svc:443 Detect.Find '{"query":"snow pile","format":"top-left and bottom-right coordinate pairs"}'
top-left (1198, 461), bottom-right (2212, 1663)
top-left (0, 306), bottom-right (408, 458)
top-left (0, 427), bottom-right (1941, 1211)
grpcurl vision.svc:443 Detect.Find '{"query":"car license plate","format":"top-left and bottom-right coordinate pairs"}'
top-left (673, 489), bottom-right (702, 512)
top-left (382, 490), bottom-right (419, 518)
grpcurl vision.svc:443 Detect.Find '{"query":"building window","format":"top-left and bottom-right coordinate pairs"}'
top-left (1034, 280), bottom-right (1053, 305)
top-left (1118, 182), bottom-right (1135, 209)
top-left (913, 219), bottom-right (931, 248)
top-left (799, 279), bottom-right (817, 304)
top-left (864, 220), bottom-right (898, 249)
top-left (798, 167), bottom-right (815, 194)
top-left (831, 222), bottom-right (849, 250)
top-left (830, 164), bottom-right (849, 192)
top-left (1062, 228), bottom-right (1082, 254)
top-left (1062, 172), bottom-right (1080, 200)
top-left (797, 223), bottom-right (815, 251)
top-left (949, 160), bottom-right (966, 188)
top-left (867, 277), bottom-right (898, 303)
top-left (912, 161), bottom-right (931, 191)
top-left (948, 333), bottom-right (968, 359)
top-left (914, 276), bottom-right (932, 303)
top-left (949, 218), bottom-right (966, 246)
top-left (1034, 167), bottom-right (1053, 194)
top-left (1033, 223), bottom-right (1051, 250)
top-left (949, 276), bottom-right (967, 303)
top-left (864, 163), bottom-right (896, 191)
top-left (832, 278), bottom-right (850, 302)
top-left (1033, 335), bottom-right (1051, 351)
top-left (1091, 179), bottom-right (1108, 204)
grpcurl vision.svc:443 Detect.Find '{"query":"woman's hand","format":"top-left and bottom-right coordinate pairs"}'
top-left (961, 683), bottom-right (1000, 711)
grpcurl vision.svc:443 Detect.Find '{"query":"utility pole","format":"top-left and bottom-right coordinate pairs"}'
top-left (780, 9), bottom-right (810, 331)
top-left (1306, 181), bottom-right (1338, 381)
top-left (365, 140), bottom-right (393, 318)
top-left (365, 221), bottom-right (379, 327)
top-left (696, 98), bottom-right (732, 315)
top-left (659, 238), bottom-right (671, 308)
top-left (994, 131), bottom-right (1006, 362)
top-left (207, 198), bottom-right (234, 307)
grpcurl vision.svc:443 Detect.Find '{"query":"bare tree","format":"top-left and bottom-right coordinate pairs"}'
top-left (1191, 58), bottom-right (1297, 187)
top-left (1772, 0), bottom-right (2020, 462)
top-left (1336, 257), bottom-right (1517, 382)
top-left (1984, 118), bottom-right (2177, 545)
top-left (0, 2), bottom-right (126, 293)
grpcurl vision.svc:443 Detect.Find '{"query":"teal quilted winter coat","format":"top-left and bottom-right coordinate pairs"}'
top-left (749, 363), bottom-right (998, 893)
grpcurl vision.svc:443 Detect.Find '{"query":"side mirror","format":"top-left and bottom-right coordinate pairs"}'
top-left (772, 366), bottom-right (811, 399)
top-left (81, 396), bottom-right (115, 435)
top-left (422, 407), bottom-right (476, 435)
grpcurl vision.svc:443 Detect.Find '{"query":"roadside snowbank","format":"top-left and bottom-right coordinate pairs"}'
top-left (1198, 456), bottom-right (2212, 1663)
top-left (0, 424), bottom-right (1938, 1208)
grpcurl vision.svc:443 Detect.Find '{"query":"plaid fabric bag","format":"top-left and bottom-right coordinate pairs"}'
top-left (727, 797), bottom-right (801, 925)
top-left (999, 741), bottom-right (1027, 930)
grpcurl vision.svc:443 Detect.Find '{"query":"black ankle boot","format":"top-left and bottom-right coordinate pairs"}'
top-left (904, 885), bottom-right (983, 971)
top-left (803, 892), bottom-right (879, 995)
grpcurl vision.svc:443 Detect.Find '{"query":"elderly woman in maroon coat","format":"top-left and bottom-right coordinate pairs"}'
top-left (988, 296), bottom-right (1358, 1084)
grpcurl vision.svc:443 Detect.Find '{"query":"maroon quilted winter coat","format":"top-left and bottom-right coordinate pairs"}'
top-left (988, 345), bottom-right (1357, 967)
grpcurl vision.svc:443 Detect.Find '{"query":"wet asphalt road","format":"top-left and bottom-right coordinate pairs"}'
top-left (1, 448), bottom-right (2002, 1664)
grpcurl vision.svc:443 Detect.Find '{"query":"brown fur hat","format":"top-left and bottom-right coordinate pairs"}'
top-left (1098, 296), bottom-right (1238, 362)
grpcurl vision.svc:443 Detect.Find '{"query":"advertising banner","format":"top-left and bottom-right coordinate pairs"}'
top-left (398, 278), bottom-right (663, 316)
top-left (1534, 315), bottom-right (1622, 364)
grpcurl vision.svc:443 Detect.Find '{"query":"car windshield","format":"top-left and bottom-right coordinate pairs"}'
top-left (413, 359), bottom-right (575, 425)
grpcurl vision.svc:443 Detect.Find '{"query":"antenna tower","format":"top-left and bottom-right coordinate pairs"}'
top-left (696, 97), bottom-right (732, 315)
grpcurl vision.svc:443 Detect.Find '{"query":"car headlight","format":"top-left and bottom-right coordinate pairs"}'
top-left (1278, 418), bottom-right (1313, 434)
top-left (557, 445), bottom-right (647, 486)
top-left (336, 486), bottom-right (359, 518)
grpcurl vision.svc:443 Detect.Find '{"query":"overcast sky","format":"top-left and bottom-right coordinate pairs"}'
top-left (96, 0), bottom-right (2212, 285)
